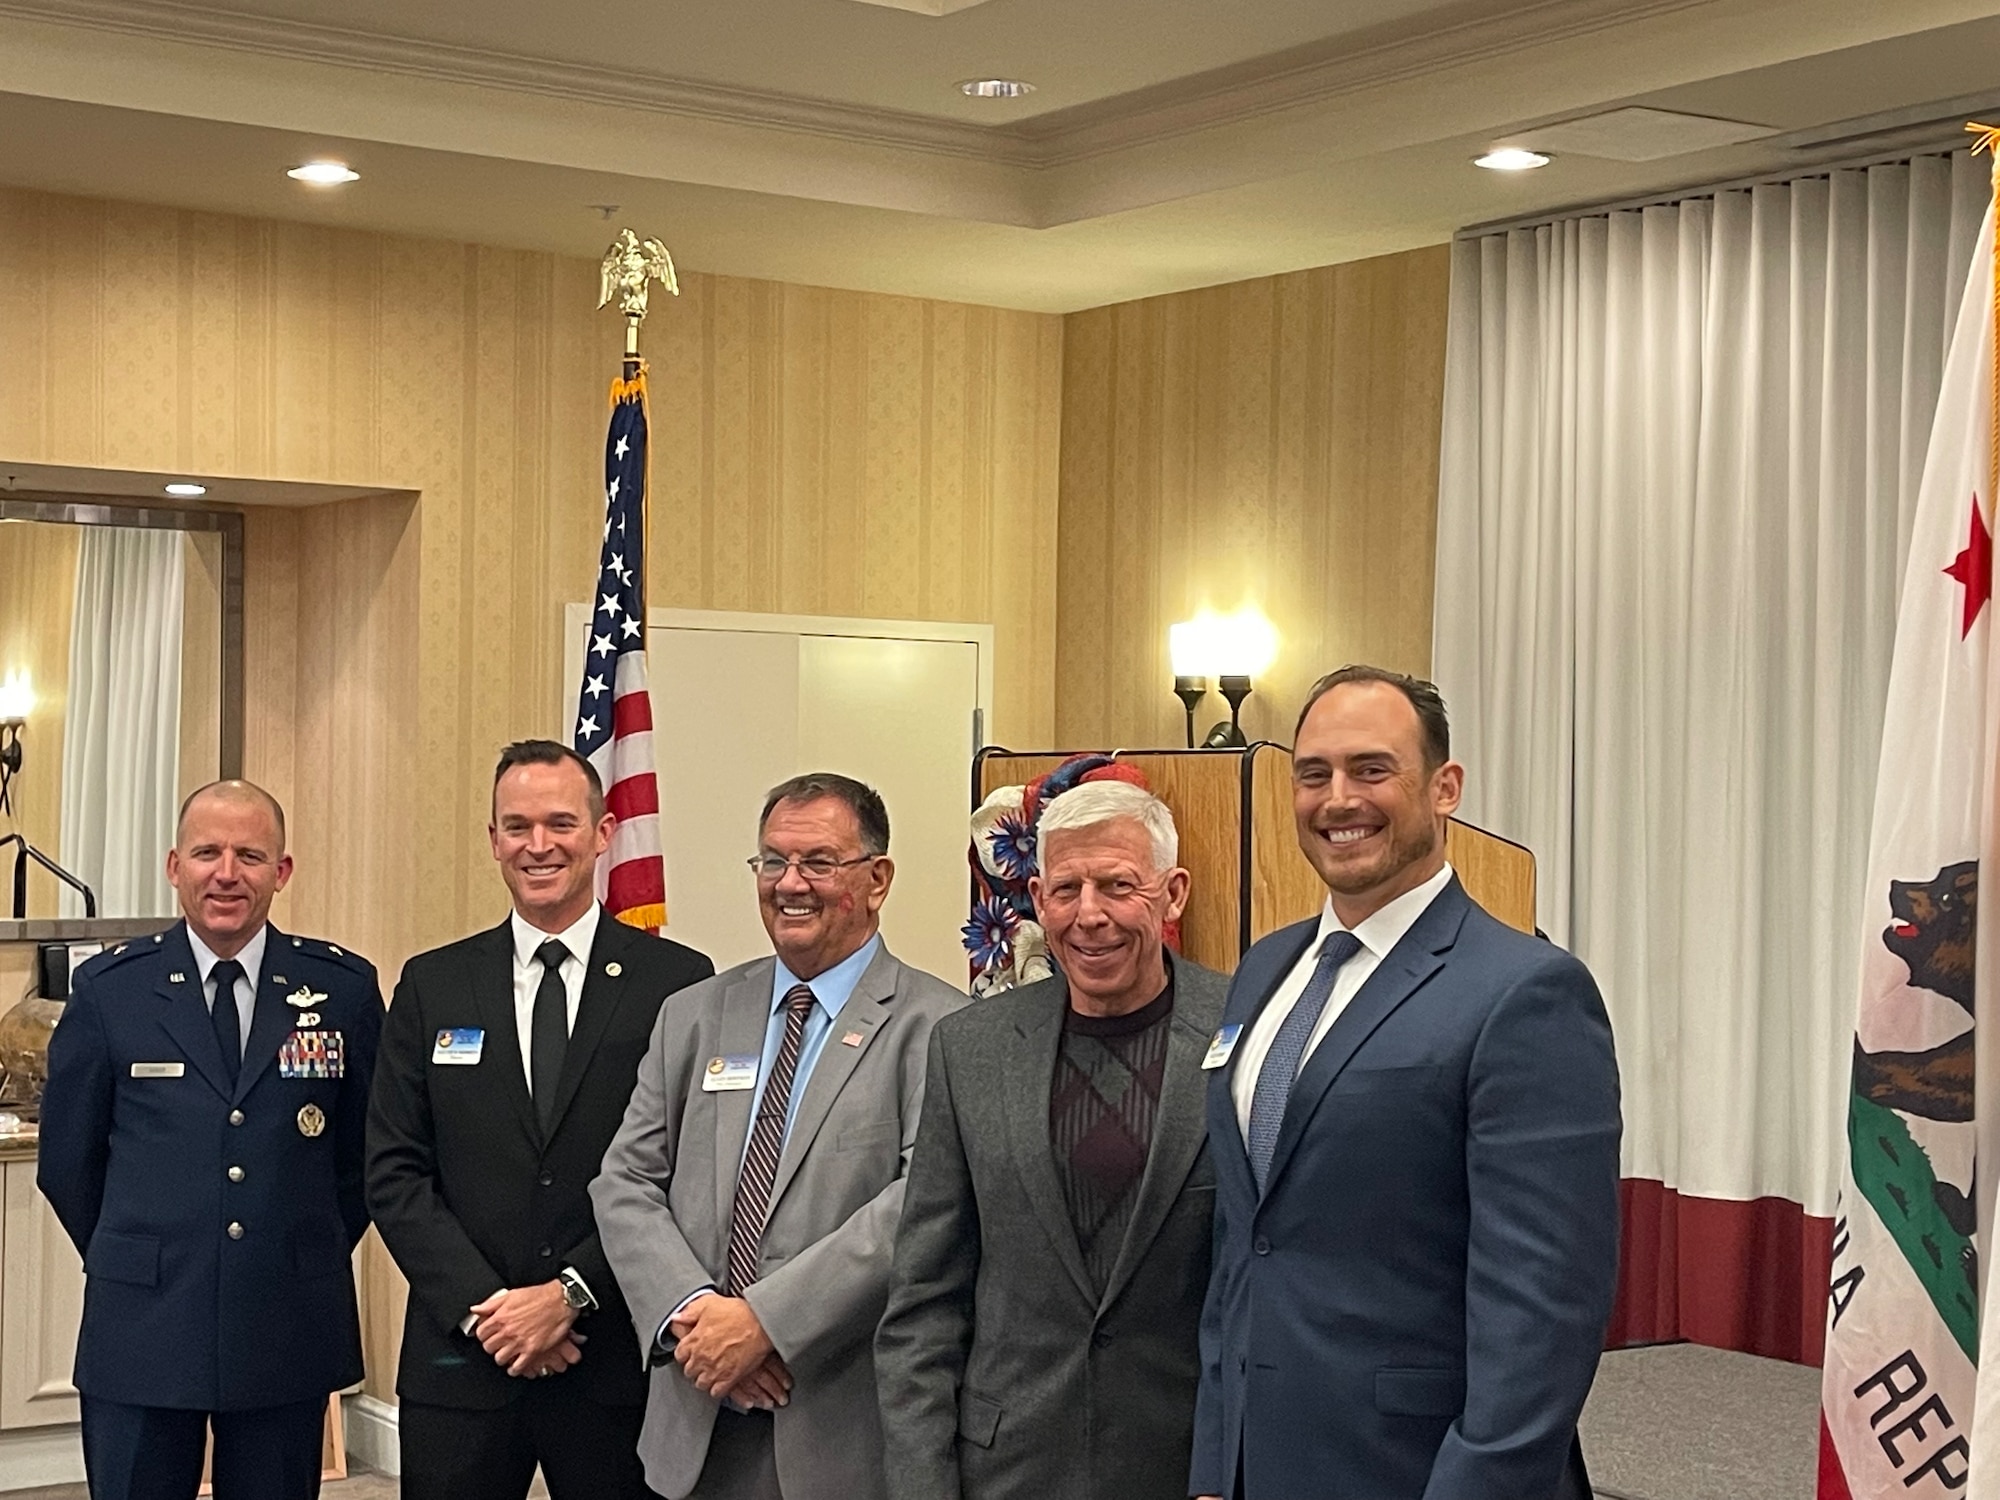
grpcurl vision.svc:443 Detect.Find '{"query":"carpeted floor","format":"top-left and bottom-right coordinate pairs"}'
top-left (1582, 1343), bottom-right (1821, 1500)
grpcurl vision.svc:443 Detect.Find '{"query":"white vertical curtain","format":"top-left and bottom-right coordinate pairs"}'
top-left (1433, 152), bottom-right (1989, 1353)
top-left (59, 526), bottom-right (184, 918)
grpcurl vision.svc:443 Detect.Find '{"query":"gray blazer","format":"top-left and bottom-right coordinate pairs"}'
top-left (875, 954), bottom-right (1227, 1500)
top-left (591, 941), bottom-right (966, 1500)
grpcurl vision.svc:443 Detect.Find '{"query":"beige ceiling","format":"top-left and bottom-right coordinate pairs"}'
top-left (0, 0), bottom-right (1997, 311)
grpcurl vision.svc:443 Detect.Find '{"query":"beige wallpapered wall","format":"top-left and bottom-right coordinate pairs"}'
top-left (0, 184), bottom-right (1448, 1402)
top-left (1054, 246), bottom-right (1451, 750)
top-left (0, 185), bottom-right (1064, 1394)
top-left (0, 520), bottom-right (78, 908)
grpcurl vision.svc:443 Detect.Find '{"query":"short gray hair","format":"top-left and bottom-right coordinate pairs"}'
top-left (1036, 781), bottom-right (1178, 872)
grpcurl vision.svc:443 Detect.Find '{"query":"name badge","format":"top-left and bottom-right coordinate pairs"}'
top-left (701, 1055), bottom-right (760, 1092)
top-left (1201, 1025), bottom-right (1244, 1071)
top-left (131, 1061), bottom-right (186, 1079)
top-left (279, 1029), bottom-right (346, 1079)
top-left (432, 1028), bottom-right (484, 1066)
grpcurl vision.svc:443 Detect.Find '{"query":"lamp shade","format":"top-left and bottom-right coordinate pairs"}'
top-left (0, 669), bottom-right (32, 724)
top-left (1168, 608), bottom-right (1277, 679)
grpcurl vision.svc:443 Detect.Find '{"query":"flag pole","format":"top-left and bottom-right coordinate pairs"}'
top-left (598, 230), bottom-right (677, 628)
top-left (1973, 124), bottom-right (2000, 513)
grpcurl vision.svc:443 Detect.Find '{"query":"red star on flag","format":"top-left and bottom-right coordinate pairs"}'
top-left (1942, 494), bottom-right (1992, 638)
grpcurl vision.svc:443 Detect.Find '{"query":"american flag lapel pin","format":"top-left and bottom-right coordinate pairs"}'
top-left (840, 1030), bottom-right (865, 1047)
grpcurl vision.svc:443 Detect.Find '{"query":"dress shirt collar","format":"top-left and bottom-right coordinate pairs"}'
top-left (510, 903), bottom-right (602, 970)
top-left (1313, 862), bottom-right (1455, 961)
top-left (186, 922), bottom-right (269, 990)
top-left (772, 932), bottom-right (882, 1022)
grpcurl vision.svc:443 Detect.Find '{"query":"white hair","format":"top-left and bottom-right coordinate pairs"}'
top-left (1036, 781), bottom-right (1178, 871)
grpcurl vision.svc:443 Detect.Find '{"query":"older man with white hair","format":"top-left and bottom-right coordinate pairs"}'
top-left (876, 779), bottom-right (1227, 1500)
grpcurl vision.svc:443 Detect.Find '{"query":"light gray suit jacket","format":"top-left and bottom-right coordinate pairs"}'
top-left (875, 955), bottom-right (1227, 1500)
top-left (591, 940), bottom-right (966, 1500)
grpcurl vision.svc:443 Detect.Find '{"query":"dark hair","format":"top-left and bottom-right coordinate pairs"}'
top-left (1295, 665), bottom-right (1451, 769)
top-left (177, 780), bottom-right (288, 849)
top-left (759, 773), bottom-right (890, 856)
top-left (493, 739), bottom-right (606, 819)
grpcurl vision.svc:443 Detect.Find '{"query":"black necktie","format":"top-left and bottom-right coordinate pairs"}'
top-left (209, 957), bottom-right (245, 1087)
top-left (532, 939), bottom-right (570, 1135)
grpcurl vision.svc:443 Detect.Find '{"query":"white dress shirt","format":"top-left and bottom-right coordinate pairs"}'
top-left (1232, 863), bottom-right (1454, 1140)
top-left (509, 904), bottom-right (599, 1094)
top-left (187, 924), bottom-right (267, 1059)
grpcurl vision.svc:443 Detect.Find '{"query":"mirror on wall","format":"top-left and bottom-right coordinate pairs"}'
top-left (0, 499), bottom-right (240, 922)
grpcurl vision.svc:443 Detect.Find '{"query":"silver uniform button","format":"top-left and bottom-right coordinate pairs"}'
top-left (228, 1110), bottom-right (244, 1126)
top-left (227, 1223), bottom-right (243, 1240)
top-left (227, 1166), bottom-right (244, 1182)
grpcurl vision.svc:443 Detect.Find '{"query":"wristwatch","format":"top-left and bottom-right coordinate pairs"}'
top-left (557, 1268), bottom-right (597, 1314)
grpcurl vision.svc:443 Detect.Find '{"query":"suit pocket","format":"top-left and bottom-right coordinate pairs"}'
top-left (835, 1119), bottom-right (899, 1152)
top-left (86, 1230), bottom-right (160, 1287)
top-left (957, 1391), bottom-right (1002, 1449)
top-left (1375, 1367), bottom-right (1464, 1416)
top-left (1334, 1065), bottom-right (1445, 1095)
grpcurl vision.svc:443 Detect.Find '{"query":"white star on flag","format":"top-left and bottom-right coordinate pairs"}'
top-left (592, 633), bottom-right (614, 658)
top-left (600, 592), bottom-right (622, 617)
top-left (585, 675), bottom-right (607, 699)
top-left (614, 435), bottom-right (629, 459)
top-left (621, 617), bottom-right (642, 639)
top-left (578, 715), bottom-right (598, 739)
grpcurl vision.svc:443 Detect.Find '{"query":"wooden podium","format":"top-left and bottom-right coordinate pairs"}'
top-left (974, 744), bottom-right (1535, 972)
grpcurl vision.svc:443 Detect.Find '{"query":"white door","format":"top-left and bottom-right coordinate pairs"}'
top-left (563, 609), bottom-right (989, 988)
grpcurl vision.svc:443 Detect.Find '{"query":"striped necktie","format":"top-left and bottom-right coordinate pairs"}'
top-left (1245, 930), bottom-right (1363, 1192)
top-left (726, 984), bottom-right (817, 1296)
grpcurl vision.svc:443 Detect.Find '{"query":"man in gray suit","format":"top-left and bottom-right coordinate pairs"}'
top-left (592, 772), bottom-right (965, 1500)
top-left (876, 780), bottom-right (1227, 1500)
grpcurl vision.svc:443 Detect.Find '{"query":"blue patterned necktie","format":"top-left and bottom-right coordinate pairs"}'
top-left (1246, 930), bottom-right (1363, 1192)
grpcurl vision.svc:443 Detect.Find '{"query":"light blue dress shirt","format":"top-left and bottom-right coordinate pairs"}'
top-left (738, 932), bottom-right (882, 1172)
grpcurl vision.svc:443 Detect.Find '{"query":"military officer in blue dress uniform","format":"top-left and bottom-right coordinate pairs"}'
top-left (39, 779), bottom-right (384, 1500)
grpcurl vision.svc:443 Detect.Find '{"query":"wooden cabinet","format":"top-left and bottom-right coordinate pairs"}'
top-left (0, 1158), bottom-right (82, 1429)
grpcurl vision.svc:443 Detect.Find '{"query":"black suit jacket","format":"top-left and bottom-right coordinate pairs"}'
top-left (365, 910), bottom-right (712, 1409)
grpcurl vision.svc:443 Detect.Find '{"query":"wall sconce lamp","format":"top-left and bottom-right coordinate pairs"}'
top-left (0, 670), bottom-right (32, 818)
top-left (1167, 609), bottom-right (1278, 749)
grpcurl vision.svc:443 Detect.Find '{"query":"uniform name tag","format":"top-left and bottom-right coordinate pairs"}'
top-left (131, 1061), bottom-right (186, 1079)
top-left (279, 1029), bottom-right (346, 1079)
top-left (701, 1055), bottom-right (760, 1092)
top-left (1201, 1025), bottom-right (1244, 1071)
top-left (432, 1028), bottom-right (484, 1065)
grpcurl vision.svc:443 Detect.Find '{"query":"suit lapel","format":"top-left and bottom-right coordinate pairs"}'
top-left (1212, 924), bottom-right (1316, 1184)
top-left (763, 945), bottom-right (900, 1218)
top-left (544, 911), bottom-right (631, 1135)
top-left (234, 928), bottom-right (300, 1100)
top-left (152, 923), bottom-right (232, 1099)
top-left (1005, 979), bottom-right (1096, 1304)
top-left (472, 921), bottom-right (541, 1147)
top-left (713, 962), bottom-right (776, 1235)
top-left (1260, 881), bottom-right (1469, 1197)
top-left (1097, 966), bottom-right (1214, 1311)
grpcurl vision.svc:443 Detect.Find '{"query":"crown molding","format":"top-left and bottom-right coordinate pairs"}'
top-left (0, 0), bottom-right (1038, 164)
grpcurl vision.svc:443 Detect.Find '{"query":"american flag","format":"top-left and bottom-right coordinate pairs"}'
top-left (573, 372), bottom-right (667, 931)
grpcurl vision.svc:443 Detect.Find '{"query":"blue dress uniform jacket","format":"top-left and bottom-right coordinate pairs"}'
top-left (38, 920), bottom-right (384, 1413)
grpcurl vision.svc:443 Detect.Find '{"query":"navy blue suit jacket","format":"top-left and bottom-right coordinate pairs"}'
top-left (1191, 877), bottom-right (1620, 1500)
top-left (39, 921), bottom-right (383, 1412)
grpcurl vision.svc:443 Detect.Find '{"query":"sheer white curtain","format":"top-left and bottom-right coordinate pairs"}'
top-left (59, 526), bottom-right (184, 918)
top-left (1433, 153), bottom-right (1989, 1356)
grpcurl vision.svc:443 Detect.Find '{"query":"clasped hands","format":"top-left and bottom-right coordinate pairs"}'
top-left (471, 1282), bottom-right (585, 1379)
top-left (670, 1292), bottom-right (793, 1409)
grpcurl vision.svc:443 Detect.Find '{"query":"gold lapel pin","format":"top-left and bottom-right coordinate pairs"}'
top-left (605, 962), bottom-right (623, 977)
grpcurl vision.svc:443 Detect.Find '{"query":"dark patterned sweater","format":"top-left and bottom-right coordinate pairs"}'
top-left (1049, 974), bottom-right (1174, 1294)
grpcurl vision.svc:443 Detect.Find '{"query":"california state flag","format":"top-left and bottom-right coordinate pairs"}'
top-left (1821, 163), bottom-right (1997, 1497)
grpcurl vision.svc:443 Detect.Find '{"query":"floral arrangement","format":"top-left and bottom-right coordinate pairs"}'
top-left (961, 753), bottom-right (1161, 998)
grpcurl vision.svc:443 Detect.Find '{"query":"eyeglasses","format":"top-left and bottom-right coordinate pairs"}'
top-left (746, 853), bottom-right (877, 882)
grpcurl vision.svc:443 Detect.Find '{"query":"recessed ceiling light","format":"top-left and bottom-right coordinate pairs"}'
top-left (287, 161), bottom-right (359, 185)
top-left (958, 79), bottom-right (1035, 99)
top-left (1475, 148), bottom-right (1551, 172)
top-left (163, 482), bottom-right (207, 497)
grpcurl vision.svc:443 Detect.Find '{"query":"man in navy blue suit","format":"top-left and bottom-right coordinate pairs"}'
top-left (1191, 666), bottom-right (1620, 1500)
top-left (40, 780), bottom-right (382, 1500)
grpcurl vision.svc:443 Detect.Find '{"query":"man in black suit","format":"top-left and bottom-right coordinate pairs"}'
top-left (366, 739), bottom-right (713, 1500)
